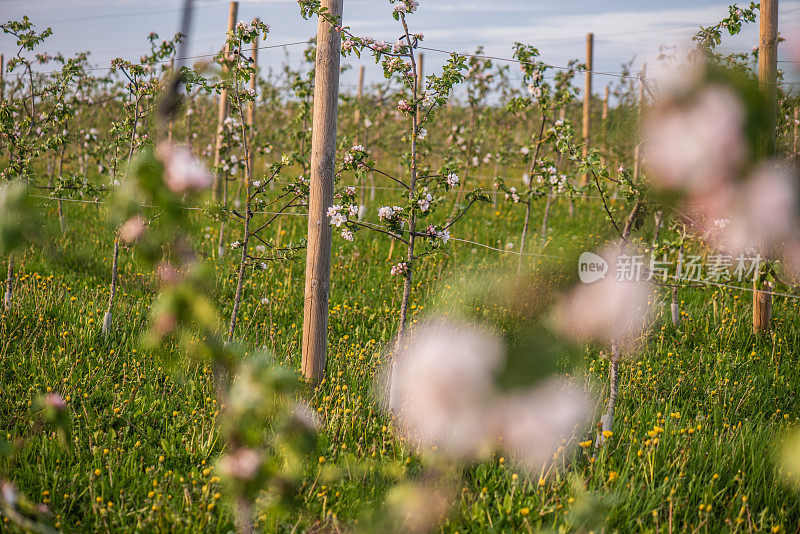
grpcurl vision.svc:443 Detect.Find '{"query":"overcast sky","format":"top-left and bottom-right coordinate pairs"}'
top-left (2, 0), bottom-right (800, 95)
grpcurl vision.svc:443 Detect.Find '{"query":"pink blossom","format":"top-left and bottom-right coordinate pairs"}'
top-left (553, 247), bottom-right (652, 351)
top-left (218, 448), bottom-right (261, 481)
top-left (644, 85), bottom-right (747, 195)
top-left (156, 143), bottom-right (213, 193)
top-left (387, 320), bottom-right (502, 458)
top-left (120, 215), bottom-right (146, 244)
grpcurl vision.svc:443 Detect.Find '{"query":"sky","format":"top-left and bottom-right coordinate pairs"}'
top-left (2, 0), bottom-right (800, 97)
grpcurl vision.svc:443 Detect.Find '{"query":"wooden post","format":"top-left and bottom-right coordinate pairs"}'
top-left (600, 84), bottom-right (609, 165)
top-left (754, 0), bottom-right (777, 333)
top-left (356, 65), bottom-right (366, 208)
top-left (753, 279), bottom-right (772, 333)
top-left (212, 1), bottom-right (238, 202)
top-left (580, 33), bottom-right (593, 186)
top-left (633, 63), bottom-right (646, 182)
top-left (354, 65), bottom-right (364, 130)
top-left (301, 0), bottom-right (343, 383)
top-left (759, 0), bottom-right (778, 156)
top-left (247, 24), bottom-right (259, 185)
top-left (416, 52), bottom-right (424, 124)
top-left (168, 58), bottom-right (175, 142)
top-left (247, 26), bottom-right (259, 127)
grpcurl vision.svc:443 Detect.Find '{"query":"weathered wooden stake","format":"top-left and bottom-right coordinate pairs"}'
top-left (671, 287), bottom-right (680, 326)
top-left (600, 84), bottom-right (609, 165)
top-left (580, 32), bottom-right (593, 186)
top-left (301, 0), bottom-right (343, 383)
top-left (355, 65), bottom-right (367, 209)
top-left (248, 28), bottom-right (259, 127)
top-left (247, 25), bottom-right (259, 187)
top-left (416, 52), bottom-right (424, 123)
top-left (633, 63), bottom-right (646, 182)
top-left (212, 1), bottom-right (239, 202)
top-left (753, 279), bottom-right (773, 333)
top-left (754, 0), bottom-right (777, 333)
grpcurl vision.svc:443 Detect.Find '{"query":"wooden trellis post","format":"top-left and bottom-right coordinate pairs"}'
top-left (212, 1), bottom-right (238, 202)
top-left (600, 84), bottom-right (609, 165)
top-left (753, 0), bottom-right (777, 334)
top-left (580, 33), bottom-right (593, 186)
top-left (416, 52), bottom-right (424, 123)
top-left (247, 24), bottom-right (259, 186)
top-left (633, 63), bottom-right (646, 182)
top-left (301, 0), bottom-right (344, 383)
top-left (247, 26), bottom-right (259, 128)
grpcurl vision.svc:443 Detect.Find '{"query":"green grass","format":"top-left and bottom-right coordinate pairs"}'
top-left (2, 189), bottom-right (799, 533)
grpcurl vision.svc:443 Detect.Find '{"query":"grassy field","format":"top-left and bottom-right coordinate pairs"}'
top-left (2, 184), bottom-right (799, 533)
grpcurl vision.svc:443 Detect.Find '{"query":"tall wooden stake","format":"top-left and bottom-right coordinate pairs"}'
top-left (416, 52), bottom-right (424, 123)
top-left (212, 1), bottom-right (238, 202)
top-left (247, 25), bottom-right (259, 185)
top-left (355, 65), bottom-right (366, 208)
top-left (759, 0), bottom-right (778, 156)
top-left (580, 33), bottom-right (594, 186)
top-left (754, 0), bottom-right (777, 334)
top-left (633, 63), bottom-right (646, 182)
top-left (301, 0), bottom-right (343, 383)
top-left (247, 26), bottom-right (259, 127)
top-left (600, 84), bottom-right (609, 165)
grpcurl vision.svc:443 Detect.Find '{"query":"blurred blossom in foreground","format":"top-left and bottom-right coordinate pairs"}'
top-left (218, 447), bottom-right (261, 481)
top-left (713, 163), bottom-right (798, 259)
top-left (553, 249), bottom-right (652, 352)
top-left (384, 482), bottom-right (453, 534)
top-left (156, 142), bottom-right (213, 193)
top-left (497, 378), bottom-right (593, 471)
top-left (119, 215), bottom-right (146, 244)
top-left (386, 319), bottom-right (593, 471)
top-left (388, 320), bottom-right (502, 459)
top-left (644, 83), bottom-right (747, 196)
